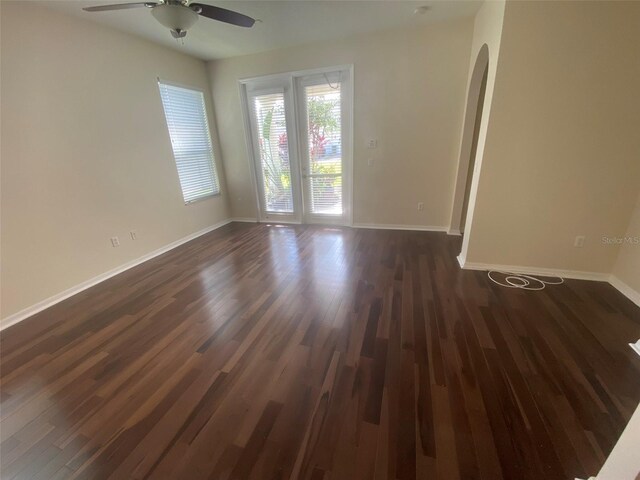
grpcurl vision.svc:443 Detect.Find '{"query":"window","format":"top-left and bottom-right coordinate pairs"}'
top-left (158, 81), bottom-right (220, 203)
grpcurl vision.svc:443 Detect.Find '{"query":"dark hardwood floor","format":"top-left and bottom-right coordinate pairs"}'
top-left (1, 222), bottom-right (639, 480)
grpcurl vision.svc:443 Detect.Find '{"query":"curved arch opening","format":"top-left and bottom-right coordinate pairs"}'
top-left (449, 44), bottom-right (489, 236)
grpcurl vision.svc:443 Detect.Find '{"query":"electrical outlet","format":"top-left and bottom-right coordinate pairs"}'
top-left (130, 230), bottom-right (137, 240)
top-left (367, 139), bottom-right (378, 149)
top-left (417, 202), bottom-right (424, 211)
top-left (110, 236), bottom-right (120, 247)
top-left (574, 235), bottom-right (585, 248)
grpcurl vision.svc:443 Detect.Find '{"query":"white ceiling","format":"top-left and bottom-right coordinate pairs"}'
top-left (39, 0), bottom-right (482, 61)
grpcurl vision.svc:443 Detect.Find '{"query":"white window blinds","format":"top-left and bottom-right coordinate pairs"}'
top-left (158, 82), bottom-right (220, 203)
top-left (304, 82), bottom-right (343, 215)
top-left (252, 92), bottom-right (294, 213)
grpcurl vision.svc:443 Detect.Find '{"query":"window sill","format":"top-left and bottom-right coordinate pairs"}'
top-left (184, 192), bottom-right (221, 205)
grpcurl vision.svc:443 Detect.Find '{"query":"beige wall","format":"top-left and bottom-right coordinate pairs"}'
top-left (612, 192), bottom-right (640, 295)
top-left (208, 19), bottom-right (473, 226)
top-left (462, 0), bottom-right (640, 274)
top-left (1, 2), bottom-right (229, 321)
top-left (451, 0), bottom-right (505, 237)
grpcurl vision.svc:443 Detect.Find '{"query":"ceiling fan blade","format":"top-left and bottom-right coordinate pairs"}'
top-left (83, 2), bottom-right (156, 12)
top-left (190, 3), bottom-right (255, 27)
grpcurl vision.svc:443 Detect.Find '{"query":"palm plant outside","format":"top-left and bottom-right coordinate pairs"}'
top-left (258, 102), bottom-right (292, 211)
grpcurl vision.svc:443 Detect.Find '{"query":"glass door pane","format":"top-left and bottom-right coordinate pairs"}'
top-left (252, 92), bottom-right (294, 214)
top-left (243, 69), bottom-right (350, 225)
top-left (302, 80), bottom-right (343, 219)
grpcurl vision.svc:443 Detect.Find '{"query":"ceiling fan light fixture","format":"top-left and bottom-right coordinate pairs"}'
top-left (151, 3), bottom-right (198, 32)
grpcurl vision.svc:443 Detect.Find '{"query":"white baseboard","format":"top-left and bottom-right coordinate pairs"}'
top-left (231, 219), bottom-right (447, 232)
top-left (262, 219), bottom-right (302, 225)
top-left (457, 260), bottom-right (640, 307)
top-left (0, 219), bottom-right (233, 331)
top-left (352, 223), bottom-right (448, 232)
top-left (458, 258), bottom-right (610, 282)
top-left (448, 228), bottom-right (462, 236)
top-left (609, 275), bottom-right (640, 307)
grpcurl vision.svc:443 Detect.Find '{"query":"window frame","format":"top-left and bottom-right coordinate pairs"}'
top-left (157, 78), bottom-right (221, 205)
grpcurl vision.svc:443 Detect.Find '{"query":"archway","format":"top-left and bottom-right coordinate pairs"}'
top-left (448, 44), bottom-right (489, 235)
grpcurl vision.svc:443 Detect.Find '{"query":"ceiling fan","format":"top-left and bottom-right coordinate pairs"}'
top-left (83, 0), bottom-right (255, 39)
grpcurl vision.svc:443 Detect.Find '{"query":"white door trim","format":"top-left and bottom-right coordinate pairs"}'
top-left (295, 67), bottom-right (353, 226)
top-left (239, 64), bottom-right (354, 226)
top-left (244, 81), bottom-right (303, 223)
top-left (239, 64), bottom-right (354, 87)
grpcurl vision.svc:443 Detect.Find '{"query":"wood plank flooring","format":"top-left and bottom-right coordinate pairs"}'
top-left (1, 222), bottom-right (639, 480)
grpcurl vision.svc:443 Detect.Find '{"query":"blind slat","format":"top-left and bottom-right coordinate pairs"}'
top-left (159, 82), bottom-right (220, 203)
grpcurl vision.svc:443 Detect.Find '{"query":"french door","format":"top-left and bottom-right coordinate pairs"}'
top-left (246, 83), bottom-right (302, 223)
top-left (243, 67), bottom-right (352, 225)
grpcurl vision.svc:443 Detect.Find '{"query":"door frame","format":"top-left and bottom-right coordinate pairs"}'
top-left (238, 64), bottom-right (354, 226)
top-left (244, 80), bottom-right (303, 224)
